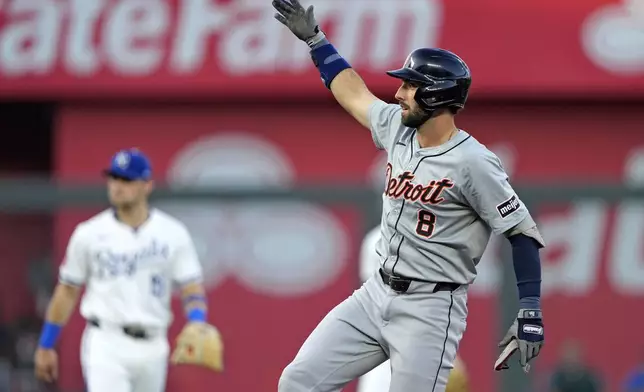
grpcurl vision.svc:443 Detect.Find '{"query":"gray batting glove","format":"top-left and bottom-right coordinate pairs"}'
top-left (272, 0), bottom-right (326, 47)
top-left (497, 309), bottom-right (544, 371)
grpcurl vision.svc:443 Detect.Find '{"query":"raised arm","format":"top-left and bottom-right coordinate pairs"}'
top-left (329, 69), bottom-right (378, 128)
top-left (272, 0), bottom-right (378, 129)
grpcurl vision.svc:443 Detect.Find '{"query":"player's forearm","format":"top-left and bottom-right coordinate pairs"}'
top-left (508, 233), bottom-right (542, 309)
top-left (181, 282), bottom-right (208, 322)
top-left (329, 69), bottom-right (377, 128)
top-left (505, 216), bottom-right (545, 309)
top-left (45, 283), bottom-right (81, 324)
top-left (38, 283), bottom-right (81, 349)
top-left (308, 35), bottom-right (376, 128)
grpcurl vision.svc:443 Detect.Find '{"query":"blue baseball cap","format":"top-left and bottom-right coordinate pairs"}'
top-left (103, 148), bottom-right (152, 181)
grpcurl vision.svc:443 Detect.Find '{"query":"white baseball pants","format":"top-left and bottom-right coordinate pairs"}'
top-left (80, 321), bottom-right (169, 392)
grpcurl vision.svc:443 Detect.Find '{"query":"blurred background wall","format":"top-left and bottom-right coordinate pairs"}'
top-left (1, 0), bottom-right (644, 391)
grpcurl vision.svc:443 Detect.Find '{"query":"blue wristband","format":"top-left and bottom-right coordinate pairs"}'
top-left (187, 308), bottom-right (207, 323)
top-left (39, 322), bottom-right (62, 349)
top-left (309, 41), bottom-right (352, 89)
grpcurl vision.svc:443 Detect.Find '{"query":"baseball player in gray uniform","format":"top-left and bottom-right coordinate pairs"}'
top-left (273, 1), bottom-right (546, 391)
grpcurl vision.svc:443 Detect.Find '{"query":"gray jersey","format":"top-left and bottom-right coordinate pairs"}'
top-left (369, 100), bottom-right (530, 284)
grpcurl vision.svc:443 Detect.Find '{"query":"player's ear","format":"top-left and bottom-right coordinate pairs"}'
top-left (144, 180), bottom-right (155, 194)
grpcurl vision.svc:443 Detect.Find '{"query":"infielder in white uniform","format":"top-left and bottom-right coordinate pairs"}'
top-left (274, 1), bottom-right (546, 391)
top-left (34, 149), bottom-right (216, 392)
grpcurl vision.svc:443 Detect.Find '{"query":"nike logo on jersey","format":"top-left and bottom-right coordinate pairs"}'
top-left (385, 164), bottom-right (454, 204)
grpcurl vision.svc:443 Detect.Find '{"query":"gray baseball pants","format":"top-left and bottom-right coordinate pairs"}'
top-left (278, 270), bottom-right (468, 392)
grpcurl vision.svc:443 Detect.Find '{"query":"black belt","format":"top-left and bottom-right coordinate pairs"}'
top-left (379, 268), bottom-right (460, 294)
top-left (88, 319), bottom-right (150, 340)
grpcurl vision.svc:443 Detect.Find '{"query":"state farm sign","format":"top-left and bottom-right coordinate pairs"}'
top-left (0, 0), bottom-right (439, 77)
top-left (1, 0), bottom-right (643, 99)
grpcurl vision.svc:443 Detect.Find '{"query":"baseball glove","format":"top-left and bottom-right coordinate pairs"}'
top-left (170, 322), bottom-right (224, 372)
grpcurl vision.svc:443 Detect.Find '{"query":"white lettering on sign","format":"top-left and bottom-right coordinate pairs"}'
top-left (0, 0), bottom-right (61, 76)
top-left (608, 145), bottom-right (644, 294)
top-left (219, 0), bottom-right (284, 74)
top-left (171, 0), bottom-right (229, 73)
top-left (0, 0), bottom-right (443, 77)
top-left (104, 0), bottom-right (169, 75)
top-left (66, 0), bottom-right (105, 75)
top-left (609, 202), bottom-right (644, 294)
top-left (539, 201), bottom-right (608, 296)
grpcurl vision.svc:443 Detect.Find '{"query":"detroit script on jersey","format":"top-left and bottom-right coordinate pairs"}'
top-left (385, 164), bottom-right (454, 205)
top-left (384, 164), bottom-right (455, 238)
top-left (369, 100), bottom-right (533, 284)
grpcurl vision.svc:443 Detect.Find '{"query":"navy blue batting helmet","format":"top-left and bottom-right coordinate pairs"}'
top-left (386, 48), bottom-right (471, 113)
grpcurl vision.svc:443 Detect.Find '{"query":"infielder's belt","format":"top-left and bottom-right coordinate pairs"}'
top-left (379, 268), bottom-right (460, 294)
top-left (88, 319), bottom-right (150, 340)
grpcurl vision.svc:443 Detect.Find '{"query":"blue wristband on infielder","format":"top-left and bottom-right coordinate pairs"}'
top-left (517, 309), bottom-right (544, 343)
top-left (39, 322), bottom-right (62, 349)
top-left (187, 308), bottom-right (207, 323)
top-left (310, 41), bottom-right (352, 89)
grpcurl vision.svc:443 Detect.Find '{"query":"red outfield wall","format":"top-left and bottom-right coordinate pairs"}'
top-left (47, 101), bottom-right (644, 392)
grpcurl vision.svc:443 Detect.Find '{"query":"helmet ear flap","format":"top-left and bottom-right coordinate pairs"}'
top-left (414, 80), bottom-right (467, 112)
top-left (414, 85), bottom-right (452, 111)
top-left (414, 86), bottom-right (437, 111)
